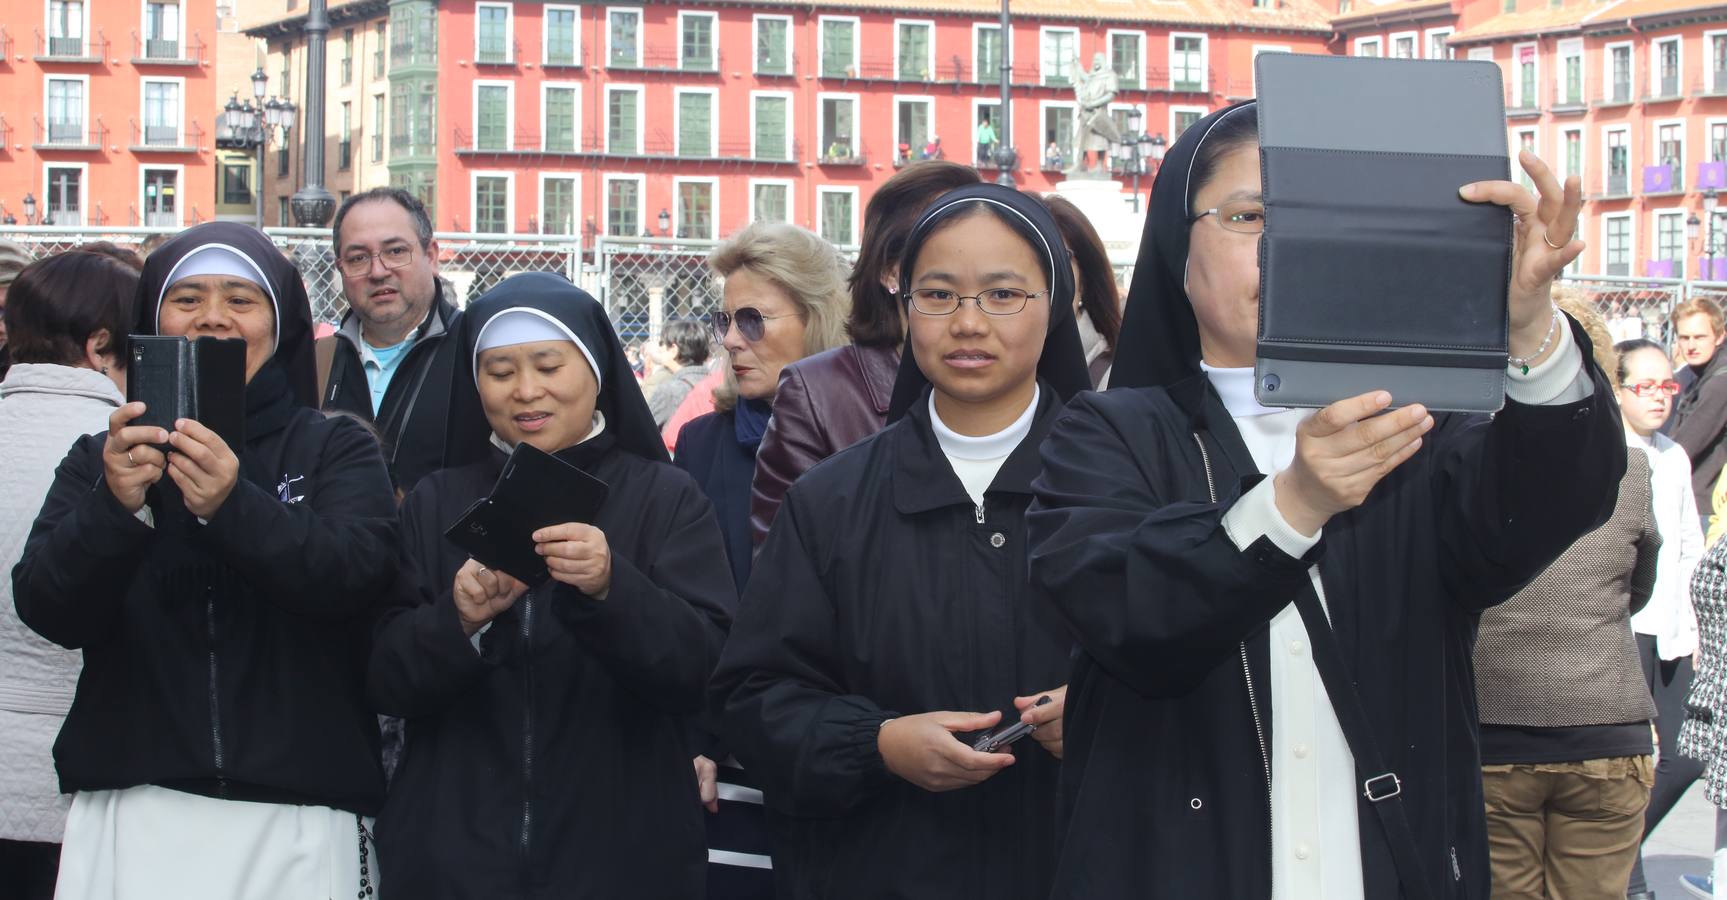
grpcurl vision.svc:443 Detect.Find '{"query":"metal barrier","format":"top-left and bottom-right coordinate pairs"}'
top-left (1551, 275), bottom-right (1687, 347)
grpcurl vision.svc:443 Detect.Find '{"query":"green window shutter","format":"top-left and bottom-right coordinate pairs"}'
top-left (683, 16), bottom-right (712, 69)
top-left (757, 20), bottom-right (787, 73)
top-left (548, 10), bottom-right (575, 65)
top-left (679, 93), bottom-right (711, 157)
top-left (899, 25), bottom-right (928, 80)
top-left (610, 12), bottom-right (636, 66)
top-left (478, 86), bottom-right (506, 149)
top-left (546, 89), bottom-right (575, 152)
top-left (610, 90), bottom-right (637, 154)
top-left (977, 28), bottom-right (999, 83)
top-left (823, 23), bottom-right (852, 77)
top-left (755, 96), bottom-right (786, 159)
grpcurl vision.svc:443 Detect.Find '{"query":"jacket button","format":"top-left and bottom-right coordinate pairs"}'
top-left (990, 532), bottom-right (1006, 548)
top-left (1189, 798), bottom-right (1203, 810)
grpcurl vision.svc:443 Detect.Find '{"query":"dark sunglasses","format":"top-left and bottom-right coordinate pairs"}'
top-left (712, 307), bottom-right (796, 342)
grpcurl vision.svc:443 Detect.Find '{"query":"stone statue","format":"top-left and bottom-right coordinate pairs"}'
top-left (1068, 52), bottom-right (1121, 178)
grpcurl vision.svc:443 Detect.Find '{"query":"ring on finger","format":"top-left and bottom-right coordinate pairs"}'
top-left (1542, 230), bottom-right (1566, 251)
top-left (127, 450), bottom-right (136, 466)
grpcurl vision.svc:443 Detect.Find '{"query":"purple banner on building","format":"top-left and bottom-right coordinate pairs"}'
top-left (1701, 257), bottom-right (1727, 281)
top-left (1645, 165), bottom-right (1675, 193)
top-left (1647, 258), bottom-right (1677, 278)
top-left (1700, 161), bottom-right (1727, 191)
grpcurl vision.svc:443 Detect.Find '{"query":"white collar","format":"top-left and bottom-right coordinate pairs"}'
top-left (489, 410), bottom-right (607, 455)
top-left (928, 386), bottom-right (1040, 461)
top-left (1201, 362), bottom-right (1286, 418)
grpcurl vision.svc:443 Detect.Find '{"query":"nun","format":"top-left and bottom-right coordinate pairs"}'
top-left (12, 222), bottom-right (399, 899)
top-left (367, 272), bottom-right (735, 898)
top-left (710, 184), bottom-right (1091, 900)
top-left (1025, 102), bottom-right (1626, 898)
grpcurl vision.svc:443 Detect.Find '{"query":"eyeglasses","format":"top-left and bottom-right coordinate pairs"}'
top-left (1188, 199), bottom-right (1267, 235)
top-left (338, 244), bottom-right (415, 278)
top-left (904, 288), bottom-right (1050, 317)
top-left (712, 307), bottom-right (797, 343)
top-left (1620, 380), bottom-right (1682, 398)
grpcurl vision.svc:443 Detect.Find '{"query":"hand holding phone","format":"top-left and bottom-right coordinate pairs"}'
top-left (878, 710), bottom-right (1015, 792)
top-left (102, 401), bottom-right (170, 514)
top-left (973, 694), bottom-right (1055, 754)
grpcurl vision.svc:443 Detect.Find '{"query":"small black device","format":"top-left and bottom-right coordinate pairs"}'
top-left (444, 441), bottom-right (611, 585)
top-left (971, 695), bottom-right (1052, 753)
top-left (126, 335), bottom-right (248, 451)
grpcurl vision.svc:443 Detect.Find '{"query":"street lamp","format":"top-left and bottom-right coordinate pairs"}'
top-left (251, 66), bottom-right (268, 103)
top-left (219, 79), bottom-right (296, 227)
top-left (1689, 212), bottom-right (1702, 242)
top-left (22, 192), bottom-right (37, 225)
top-left (658, 207), bottom-right (671, 236)
top-left (991, 0), bottom-right (1016, 187)
top-left (1112, 107), bottom-right (1166, 213)
top-left (1706, 188), bottom-right (1720, 281)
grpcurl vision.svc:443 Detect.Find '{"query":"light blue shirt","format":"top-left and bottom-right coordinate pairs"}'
top-left (359, 334), bottom-right (417, 414)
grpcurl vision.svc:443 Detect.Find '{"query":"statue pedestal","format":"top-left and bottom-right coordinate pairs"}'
top-left (1049, 178), bottom-right (1144, 270)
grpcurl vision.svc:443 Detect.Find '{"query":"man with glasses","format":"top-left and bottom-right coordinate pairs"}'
top-left (318, 188), bottom-right (463, 493)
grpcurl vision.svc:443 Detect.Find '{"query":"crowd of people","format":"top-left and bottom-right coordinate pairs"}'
top-left (0, 99), bottom-right (1721, 900)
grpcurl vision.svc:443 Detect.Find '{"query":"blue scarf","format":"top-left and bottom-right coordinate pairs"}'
top-left (734, 397), bottom-right (773, 449)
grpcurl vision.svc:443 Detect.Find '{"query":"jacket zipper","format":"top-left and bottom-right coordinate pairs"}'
top-left (1192, 433), bottom-right (1273, 892)
top-left (975, 502), bottom-right (986, 524)
top-left (206, 584), bottom-right (227, 794)
top-left (520, 588), bottom-right (537, 864)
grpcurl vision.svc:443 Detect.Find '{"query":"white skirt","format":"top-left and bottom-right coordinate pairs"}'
top-left (54, 785), bottom-right (376, 900)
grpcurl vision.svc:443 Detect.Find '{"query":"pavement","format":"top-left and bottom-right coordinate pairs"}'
top-left (1644, 780), bottom-right (1718, 897)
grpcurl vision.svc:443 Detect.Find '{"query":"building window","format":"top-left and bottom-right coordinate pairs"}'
top-left (1355, 36), bottom-right (1381, 58)
top-left (374, 21), bottom-right (386, 77)
top-left (475, 175), bottom-right (509, 233)
top-left (1605, 216), bottom-right (1629, 275)
top-left (221, 160), bottom-right (253, 205)
top-left (752, 182), bottom-right (788, 222)
top-left (390, 2), bottom-right (437, 69)
top-left (819, 187), bottom-right (855, 245)
top-left (142, 169), bottom-right (178, 227)
top-left (1658, 211), bottom-right (1684, 276)
top-left (341, 28), bottom-right (354, 84)
top-left (279, 197), bottom-right (291, 227)
top-left (1173, 106), bottom-right (1204, 140)
top-left (47, 0), bottom-right (83, 56)
top-left (45, 166), bottom-right (82, 225)
top-left (1657, 37), bottom-right (1680, 98)
top-left (677, 90), bottom-right (714, 157)
top-left (1607, 128), bottom-right (1629, 194)
top-left (1515, 130), bottom-right (1536, 189)
top-left (895, 98), bottom-right (933, 163)
top-left (608, 9), bottom-right (640, 67)
top-left (753, 94), bottom-right (789, 160)
top-left (1043, 104), bottom-right (1074, 168)
top-left (820, 95), bottom-right (856, 160)
top-left (476, 84), bottom-right (510, 150)
top-left (608, 87), bottom-right (640, 154)
top-left (1172, 34), bottom-right (1206, 90)
top-left (897, 21), bottom-right (932, 81)
top-left (675, 180), bottom-right (715, 238)
top-left (681, 13), bottom-right (716, 71)
top-left (1042, 28), bottom-right (1077, 87)
top-left (545, 6), bottom-right (578, 65)
top-left (1609, 45), bottom-right (1631, 103)
top-left (755, 16), bottom-right (789, 75)
top-left (544, 86), bottom-right (577, 152)
top-left (281, 44), bottom-right (292, 95)
top-left (1564, 129), bottom-right (1582, 182)
top-left (143, 80), bottom-right (180, 146)
top-left (1560, 40), bottom-right (1583, 104)
top-left (46, 77), bottom-right (85, 144)
top-left (278, 145), bottom-right (289, 176)
top-left (1110, 32), bottom-right (1142, 89)
top-left (606, 177), bottom-right (640, 236)
top-left (1658, 121), bottom-right (1684, 188)
top-left (1514, 43), bottom-right (1536, 109)
top-left (476, 3), bottom-right (510, 64)
top-left (372, 94), bottom-right (385, 161)
top-left (1713, 33), bottom-right (1727, 93)
top-left (820, 18), bottom-right (856, 78)
top-left (339, 101), bottom-right (352, 169)
top-left (144, 1), bottom-right (180, 59)
top-left (1713, 122), bottom-right (1727, 162)
top-left (542, 176), bottom-right (576, 234)
top-left (1393, 34), bottom-right (1415, 58)
top-left (975, 25), bottom-right (1001, 84)
top-left (1426, 29), bottom-right (1452, 60)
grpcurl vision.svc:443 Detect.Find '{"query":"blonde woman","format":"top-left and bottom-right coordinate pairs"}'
top-left (673, 221), bottom-right (849, 900)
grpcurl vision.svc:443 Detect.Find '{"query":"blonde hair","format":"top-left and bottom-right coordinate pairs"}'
top-left (707, 222), bottom-right (852, 412)
top-left (1552, 286), bottom-right (1617, 378)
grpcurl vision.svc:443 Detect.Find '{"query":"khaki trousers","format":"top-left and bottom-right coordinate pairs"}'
top-left (1482, 756), bottom-right (1656, 900)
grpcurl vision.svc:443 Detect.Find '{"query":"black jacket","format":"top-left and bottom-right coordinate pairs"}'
top-left (1671, 348), bottom-right (1727, 511)
top-left (368, 434), bottom-right (736, 900)
top-left (674, 409), bottom-right (756, 593)
top-left (1025, 331), bottom-right (1624, 900)
top-left (12, 406), bottom-right (399, 814)
top-left (322, 280), bottom-right (462, 492)
top-left (711, 387), bottom-right (1072, 900)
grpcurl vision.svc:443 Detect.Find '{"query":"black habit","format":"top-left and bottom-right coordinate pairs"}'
top-left (367, 273), bottom-right (736, 899)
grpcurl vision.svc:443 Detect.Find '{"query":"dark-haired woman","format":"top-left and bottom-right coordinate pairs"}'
top-left (368, 272), bottom-right (735, 898)
top-left (1042, 196), bottom-right (1121, 388)
top-left (13, 222), bottom-right (399, 899)
top-left (748, 160), bottom-right (980, 546)
top-left (712, 184), bottom-right (1092, 900)
top-left (1026, 102), bottom-right (1625, 899)
top-left (0, 250), bottom-right (137, 899)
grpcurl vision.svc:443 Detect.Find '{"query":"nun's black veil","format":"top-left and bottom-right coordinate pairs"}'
top-left (443, 272), bottom-right (670, 468)
top-left (1110, 100), bottom-right (1258, 390)
top-left (884, 183), bottom-right (1093, 421)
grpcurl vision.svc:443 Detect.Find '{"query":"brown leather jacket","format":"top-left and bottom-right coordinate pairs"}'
top-left (749, 342), bottom-right (901, 547)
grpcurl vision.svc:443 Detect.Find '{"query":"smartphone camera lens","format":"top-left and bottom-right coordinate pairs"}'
top-left (1261, 373), bottom-right (1281, 393)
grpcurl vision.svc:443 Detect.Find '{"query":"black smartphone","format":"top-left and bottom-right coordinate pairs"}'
top-left (444, 442), bottom-right (611, 585)
top-left (126, 335), bottom-right (247, 451)
top-left (972, 695), bottom-right (1052, 753)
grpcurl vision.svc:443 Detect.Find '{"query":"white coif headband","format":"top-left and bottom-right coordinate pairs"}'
top-left (157, 243), bottom-right (281, 352)
top-left (471, 306), bottom-right (601, 388)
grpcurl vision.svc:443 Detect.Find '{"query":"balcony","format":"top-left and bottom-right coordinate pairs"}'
top-left (474, 38), bottom-right (520, 67)
top-left (1644, 163), bottom-right (1683, 196)
top-left (128, 118), bottom-right (201, 153)
top-left (1646, 73), bottom-right (1682, 102)
top-left (753, 49), bottom-right (797, 79)
top-left (1647, 259), bottom-right (1680, 279)
top-left (1551, 83), bottom-right (1587, 115)
top-left (607, 46), bottom-right (724, 74)
top-left (32, 116), bottom-right (106, 151)
top-left (132, 31), bottom-right (202, 65)
top-left (451, 126), bottom-right (799, 165)
top-left (1594, 80), bottom-right (1635, 108)
top-left (1607, 262), bottom-right (1630, 277)
top-left (543, 45), bottom-right (585, 70)
top-left (818, 143), bottom-right (868, 166)
top-left (35, 28), bottom-right (106, 63)
top-left (1701, 161), bottom-right (1727, 192)
top-left (1597, 170), bottom-right (1631, 200)
top-left (1700, 72), bottom-right (1727, 98)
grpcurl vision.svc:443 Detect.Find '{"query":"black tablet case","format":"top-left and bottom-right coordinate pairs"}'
top-left (444, 442), bottom-right (611, 586)
top-left (126, 335), bottom-right (248, 450)
top-left (1254, 54), bottom-right (1514, 413)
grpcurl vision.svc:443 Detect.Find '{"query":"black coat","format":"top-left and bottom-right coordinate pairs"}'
top-left (674, 409), bottom-right (756, 593)
top-left (368, 433), bottom-right (736, 899)
top-left (711, 387), bottom-right (1072, 900)
top-left (322, 281), bottom-right (463, 493)
top-left (1025, 330), bottom-right (1624, 900)
top-left (12, 406), bottom-right (398, 814)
